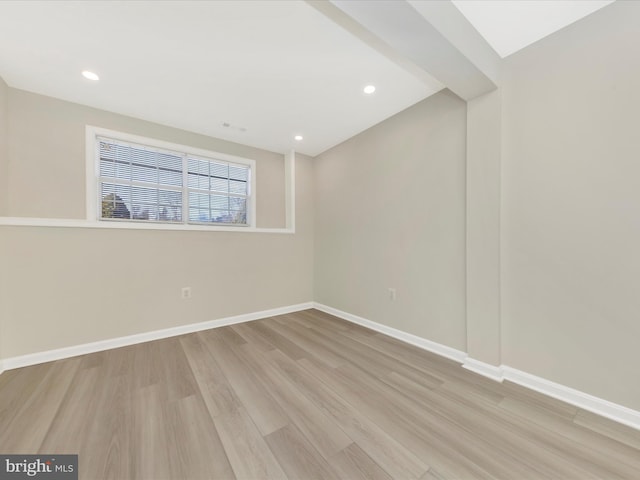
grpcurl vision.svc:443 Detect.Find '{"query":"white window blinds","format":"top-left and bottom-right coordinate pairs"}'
top-left (98, 136), bottom-right (251, 226)
top-left (187, 156), bottom-right (249, 224)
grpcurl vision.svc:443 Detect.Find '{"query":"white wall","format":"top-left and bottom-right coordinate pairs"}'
top-left (314, 91), bottom-right (467, 350)
top-left (0, 89), bottom-right (313, 359)
top-left (501, 1), bottom-right (640, 410)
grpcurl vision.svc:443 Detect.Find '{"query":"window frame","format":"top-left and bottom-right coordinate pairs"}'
top-left (86, 126), bottom-right (257, 229)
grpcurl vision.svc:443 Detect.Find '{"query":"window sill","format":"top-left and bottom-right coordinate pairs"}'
top-left (0, 216), bottom-right (294, 234)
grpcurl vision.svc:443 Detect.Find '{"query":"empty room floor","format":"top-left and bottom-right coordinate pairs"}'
top-left (1, 309), bottom-right (639, 479)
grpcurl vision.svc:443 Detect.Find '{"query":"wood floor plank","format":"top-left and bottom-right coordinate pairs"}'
top-left (336, 361), bottom-right (530, 479)
top-left (39, 366), bottom-right (105, 455)
top-left (245, 320), bottom-right (310, 361)
top-left (197, 328), bottom-right (290, 436)
top-left (213, 407), bottom-right (288, 480)
top-left (1, 309), bottom-right (639, 480)
top-left (231, 321), bottom-right (278, 353)
top-left (237, 343), bottom-right (354, 459)
top-left (497, 396), bottom-right (640, 476)
top-left (299, 309), bottom-right (377, 337)
top-left (180, 332), bottom-right (241, 418)
top-left (164, 394), bottom-right (236, 480)
top-left (0, 363), bottom-right (55, 435)
top-left (265, 423), bottom-right (339, 480)
top-left (265, 349), bottom-right (429, 479)
top-left (420, 468), bottom-right (449, 480)
top-left (93, 374), bottom-right (136, 480)
top-left (297, 357), bottom-right (495, 480)
top-left (263, 316), bottom-right (348, 368)
top-left (329, 443), bottom-right (394, 480)
top-left (0, 358), bottom-right (80, 453)
top-left (383, 368), bottom-right (603, 479)
top-left (132, 385), bottom-right (171, 480)
top-left (151, 337), bottom-right (201, 401)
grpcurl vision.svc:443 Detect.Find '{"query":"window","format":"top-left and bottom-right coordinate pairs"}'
top-left (93, 131), bottom-right (255, 227)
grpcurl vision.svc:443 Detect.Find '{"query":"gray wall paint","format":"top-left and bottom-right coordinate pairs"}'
top-left (501, 1), bottom-right (640, 410)
top-left (314, 91), bottom-right (467, 350)
top-left (0, 89), bottom-right (313, 358)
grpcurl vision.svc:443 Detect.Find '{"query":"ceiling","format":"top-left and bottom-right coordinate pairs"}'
top-left (451, 0), bottom-right (615, 58)
top-left (0, 1), bottom-right (616, 156)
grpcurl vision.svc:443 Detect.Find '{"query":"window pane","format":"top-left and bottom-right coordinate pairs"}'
top-left (159, 205), bottom-right (182, 222)
top-left (157, 153), bottom-right (182, 172)
top-left (159, 189), bottom-right (182, 206)
top-left (132, 204), bottom-right (158, 221)
top-left (115, 161), bottom-right (131, 180)
top-left (210, 210), bottom-right (230, 223)
top-left (159, 168), bottom-right (182, 187)
top-left (101, 183), bottom-right (131, 219)
top-left (187, 172), bottom-right (200, 189)
top-left (99, 137), bottom-right (250, 226)
top-left (231, 210), bottom-right (247, 224)
top-left (209, 162), bottom-right (228, 179)
top-left (131, 149), bottom-right (156, 168)
top-left (131, 185), bottom-right (157, 205)
top-left (229, 179), bottom-right (247, 195)
top-left (210, 176), bottom-right (228, 193)
top-left (189, 192), bottom-right (209, 209)
top-left (229, 165), bottom-right (248, 181)
top-left (210, 195), bottom-right (229, 210)
top-left (100, 159), bottom-right (115, 178)
top-left (229, 197), bottom-right (246, 212)
top-left (189, 208), bottom-right (212, 223)
top-left (114, 184), bottom-right (131, 205)
top-left (131, 164), bottom-right (157, 184)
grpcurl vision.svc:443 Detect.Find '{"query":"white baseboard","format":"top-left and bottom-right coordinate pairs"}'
top-left (501, 366), bottom-right (640, 431)
top-left (312, 303), bottom-right (467, 363)
top-left (313, 302), bottom-right (640, 431)
top-left (3, 300), bottom-right (639, 431)
top-left (1, 302), bottom-right (313, 371)
top-left (462, 357), bottom-right (504, 382)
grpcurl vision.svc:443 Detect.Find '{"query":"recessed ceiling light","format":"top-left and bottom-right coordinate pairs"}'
top-left (82, 70), bottom-right (99, 81)
top-left (363, 85), bottom-right (376, 94)
top-left (294, 135), bottom-right (303, 141)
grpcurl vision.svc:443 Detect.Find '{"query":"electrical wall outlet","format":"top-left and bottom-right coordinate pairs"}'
top-left (181, 287), bottom-right (192, 299)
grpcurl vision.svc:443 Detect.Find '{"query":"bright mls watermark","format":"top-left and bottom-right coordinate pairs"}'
top-left (0, 455), bottom-right (77, 479)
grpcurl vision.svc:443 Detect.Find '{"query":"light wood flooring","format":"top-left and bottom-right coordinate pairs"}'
top-left (1, 309), bottom-right (639, 479)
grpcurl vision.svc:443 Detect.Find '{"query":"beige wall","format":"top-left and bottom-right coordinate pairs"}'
top-left (0, 76), bottom-right (8, 216)
top-left (0, 77), bottom-right (7, 366)
top-left (466, 89), bottom-right (501, 366)
top-left (314, 91), bottom-right (467, 350)
top-left (0, 89), bottom-right (313, 358)
top-left (6, 89), bottom-right (285, 227)
top-left (501, 1), bottom-right (640, 410)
